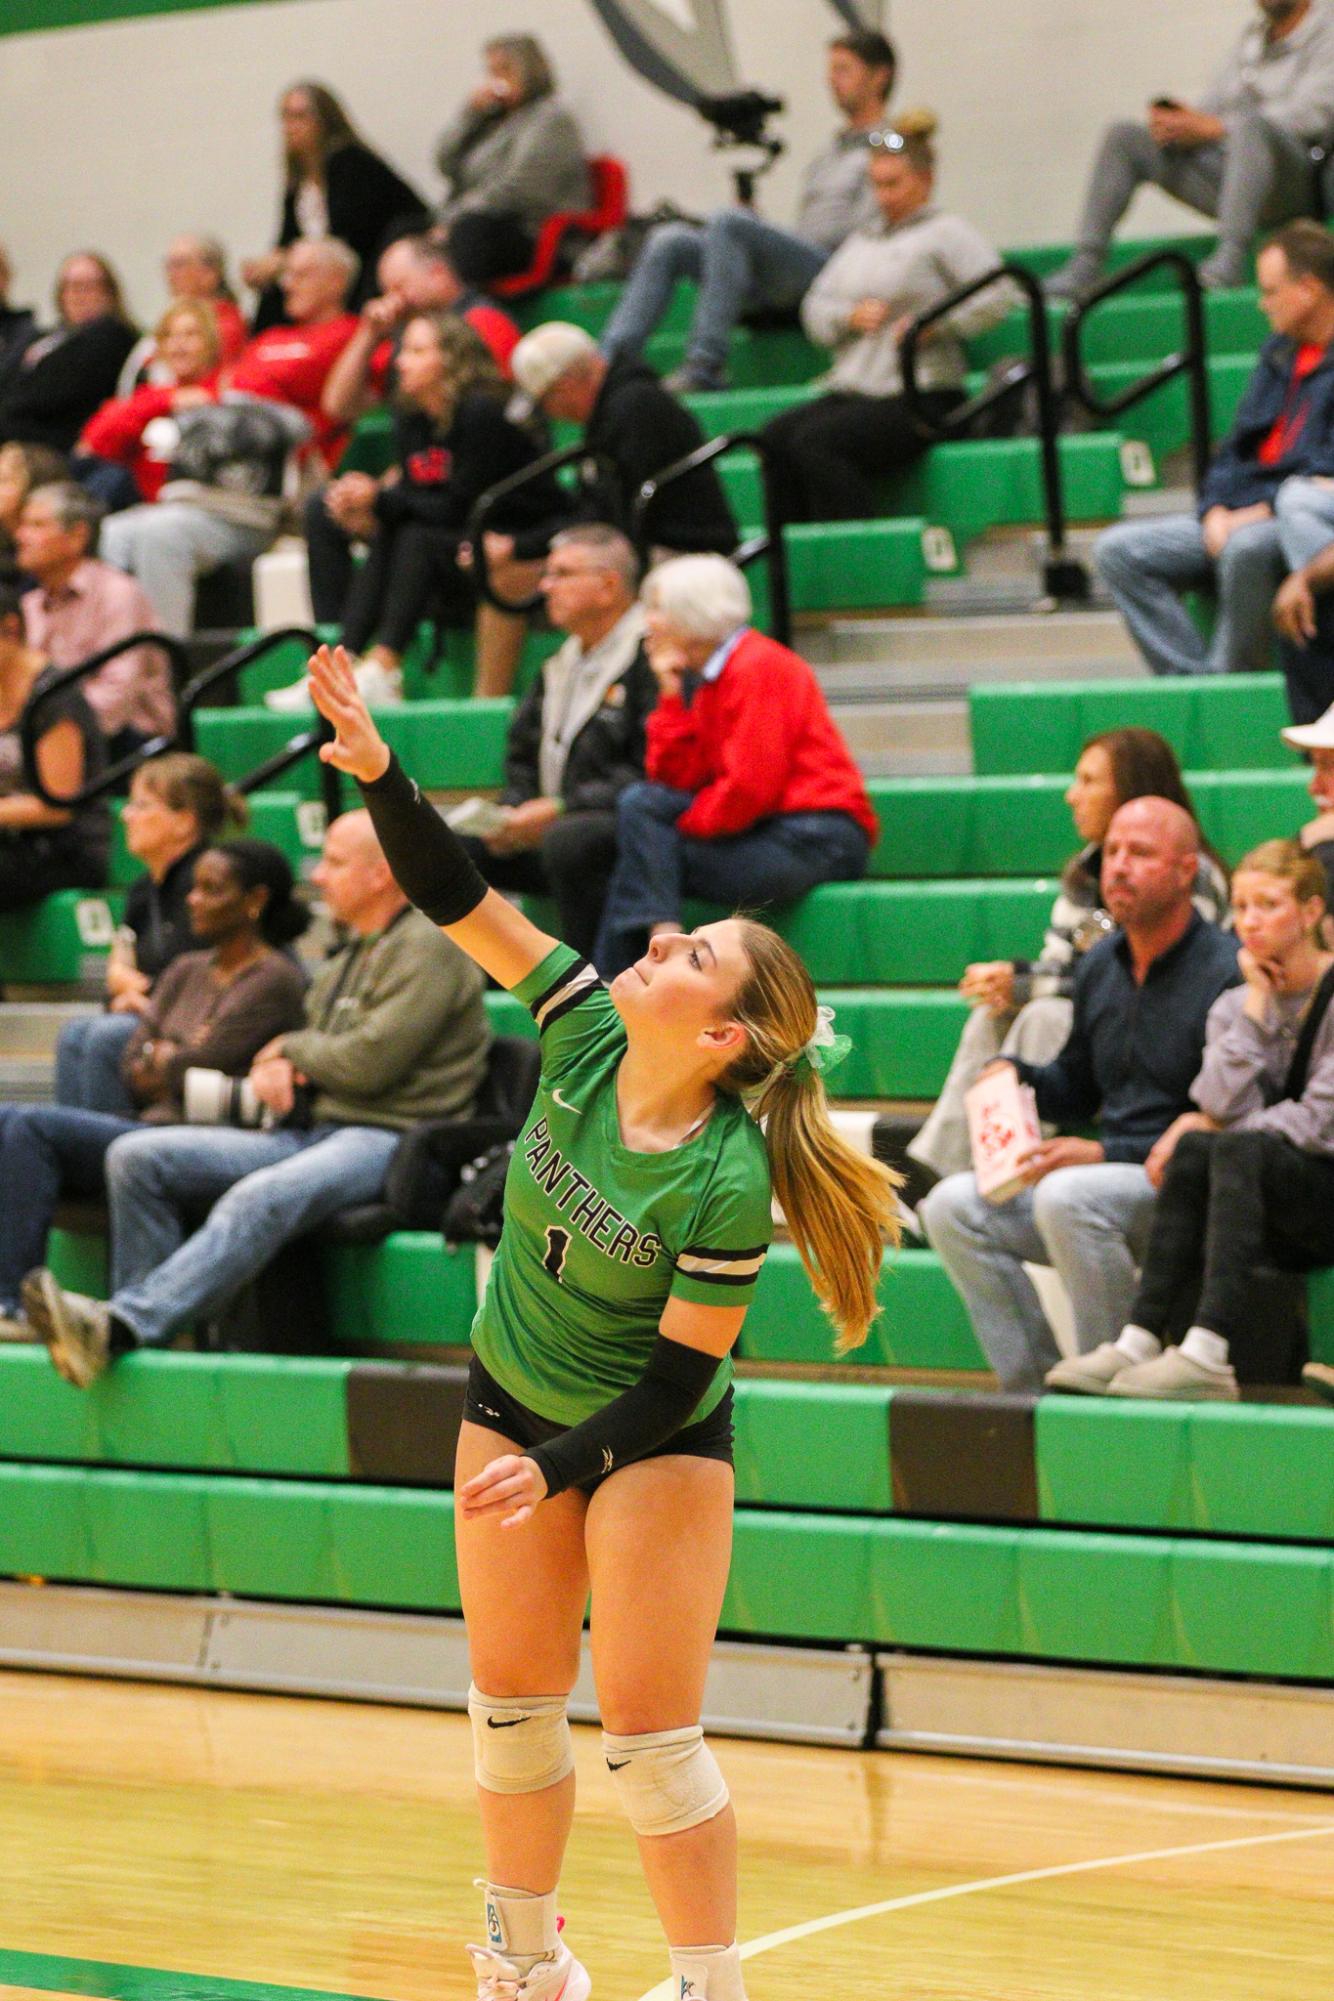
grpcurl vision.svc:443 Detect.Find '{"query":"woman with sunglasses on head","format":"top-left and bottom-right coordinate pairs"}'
top-left (305, 635), bottom-right (898, 2001)
top-left (763, 111), bottom-right (1012, 523)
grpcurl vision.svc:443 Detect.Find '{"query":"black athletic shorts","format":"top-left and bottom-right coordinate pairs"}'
top-left (464, 1353), bottom-right (734, 1495)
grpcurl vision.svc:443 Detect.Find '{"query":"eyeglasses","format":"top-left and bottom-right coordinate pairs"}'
top-left (865, 129), bottom-right (906, 152)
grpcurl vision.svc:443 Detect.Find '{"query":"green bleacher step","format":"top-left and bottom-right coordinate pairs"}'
top-left (865, 769), bottom-right (1311, 877)
top-left (0, 891), bottom-right (126, 987)
top-left (726, 1513), bottom-right (1334, 1679)
top-left (193, 700), bottom-right (516, 798)
top-left (970, 674), bottom-right (1291, 776)
top-left (966, 284), bottom-right (1265, 371)
top-left (741, 1245), bottom-right (986, 1373)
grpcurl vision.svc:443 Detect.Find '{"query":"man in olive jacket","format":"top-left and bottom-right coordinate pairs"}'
top-left (26, 810), bottom-right (490, 1386)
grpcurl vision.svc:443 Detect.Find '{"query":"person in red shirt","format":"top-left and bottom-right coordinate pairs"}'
top-left (79, 300), bottom-right (223, 503)
top-left (594, 554), bottom-right (876, 976)
top-left (98, 240), bottom-right (359, 636)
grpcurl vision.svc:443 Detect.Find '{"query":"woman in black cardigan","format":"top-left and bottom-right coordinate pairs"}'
top-left (0, 252), bottom-right (137, 454)
top-left (243, 81), bottom-right (427, 327)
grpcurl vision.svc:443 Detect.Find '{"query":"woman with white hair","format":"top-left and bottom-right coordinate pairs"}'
top-left (594, 555), bottom-right (877, 977)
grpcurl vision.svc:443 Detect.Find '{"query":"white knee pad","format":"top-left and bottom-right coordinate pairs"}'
top-left (469, 1684), bottom-right (574, 1795)
top-left (602, 1724), bottom-right (729, 1836)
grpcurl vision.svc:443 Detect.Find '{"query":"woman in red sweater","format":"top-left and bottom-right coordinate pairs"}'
top-left (594, 554), bottom-right (876, 976)
top-left (78, 300), bottom-right (221, 503)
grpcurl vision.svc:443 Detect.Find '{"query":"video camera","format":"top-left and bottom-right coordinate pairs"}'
top-left (695, 88), bottom-right (786, 205)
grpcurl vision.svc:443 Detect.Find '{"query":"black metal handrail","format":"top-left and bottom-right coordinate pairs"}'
top-left (901, 262), bottom-right (1090, 603)
top-left (465, 444), bottom-right (621, 614)
top-left (1062, 248), bottom-right (1211, 493)
top-left (633, 430), bottom-right (792, 646)
top-left (20, 630), bottom-right (187, 808)
top-left (176, 623), bottom-right (343, 825)
top-left (177, 625), bottom-right (320, 738)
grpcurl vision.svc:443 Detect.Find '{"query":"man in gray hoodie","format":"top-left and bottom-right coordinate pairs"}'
top-left (1048, 0), bottom-right (1334, 296)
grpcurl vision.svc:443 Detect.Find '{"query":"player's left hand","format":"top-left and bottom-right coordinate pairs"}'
top-left (458, 1452), bottom-right (550, 1528)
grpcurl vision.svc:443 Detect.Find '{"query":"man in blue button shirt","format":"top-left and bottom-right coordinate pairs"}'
top-left (921, 798), bottom-right (1241, 1392)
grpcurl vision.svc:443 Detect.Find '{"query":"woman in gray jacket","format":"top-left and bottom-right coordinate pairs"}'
top-left (1048, 839), bottom-right (1334, 1400)
top-left (763, 109), bottom-right (1011, 521)
top-left (437, 35), bottom-right (589, 286)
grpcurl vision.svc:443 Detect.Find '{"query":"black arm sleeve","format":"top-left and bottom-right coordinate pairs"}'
top-left (357, 752), bottom-right (489, 925)
top-left (526, 1335), bottom-right (722, 1499)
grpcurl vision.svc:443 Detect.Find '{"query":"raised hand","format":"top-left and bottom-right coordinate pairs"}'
top-left (308, 644), bottom-right (390, 784)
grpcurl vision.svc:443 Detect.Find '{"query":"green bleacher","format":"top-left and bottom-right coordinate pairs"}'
top-left (4, 232), bottom-right (1331, 1706)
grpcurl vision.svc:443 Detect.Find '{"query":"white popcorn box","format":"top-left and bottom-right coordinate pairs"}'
top-left (965, 1067), bottom-right (1043, 1205)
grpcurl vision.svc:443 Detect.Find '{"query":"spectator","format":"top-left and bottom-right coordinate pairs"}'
top-left (1098, 221), bottom-right (1334, 679)
top-left (17, 482), bottom-right (174, 747)
top-left (0, 581), bottom-right (108, 913)
top-left (269, 314), bottom-right (561, 710)
top-left (0, 441), bottom-right (68, 582)
top-left (0, 252), bottom-right (138, 454)
top-left (763, 115), bottom-right (1010, 523)
top-left (243, 81), bottom-right (426, 327)
top-left (919, 798), bottom-right (1241, 1393)
top-left (117, 237), bottom-right (248, 394)
top-left (56, 754), bottom-right (246, 1116)
top-left (461, 524), bottom-right (656, 957)
top-left (23, 810), bottom-right (491, 1386)
top-left (1280, 697), bottom-right (1334, 906)
top-left (437, 35), bottom-right (589, 286)
top-left (601, 29), bottom-right (895, 394)
top-left (907, 729), bottom-right (1230, 1191)
top-left (99, 239), bottom-right (360, 638)
top-left (319, 232), bottom-right (520, 438)
top-left (1270, 468), bottom-right (1334, 719)
top-left (487, 321), bottom-right (737, 611)
top-left (0, 839), bottom-right (309, 1341)
top-left (0, 245), bottom-right (36, 384)
top-left (78, 300), bottom-right (223, 508)
top-left (1049, 840), bottom-right (1334, 1398)
top-left (161, 236), bottom-right (247, 363)
top-left (594, 554), bottom-right (877, 977)
top-left (1047, 0), bottom-right (1334, 299)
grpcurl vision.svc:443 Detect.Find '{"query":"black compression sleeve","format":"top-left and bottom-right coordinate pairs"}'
top-left (357, 752), bottom-right (489, 926)
top-left (527, 1336), bottom-right (722, 1498)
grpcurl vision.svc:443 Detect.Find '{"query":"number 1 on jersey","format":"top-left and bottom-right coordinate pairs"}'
top-left (543, 1226), bottom-right (571, 1282)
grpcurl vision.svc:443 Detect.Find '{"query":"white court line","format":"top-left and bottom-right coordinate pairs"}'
top-left (633, 1819), bottom-right (1334, 2000)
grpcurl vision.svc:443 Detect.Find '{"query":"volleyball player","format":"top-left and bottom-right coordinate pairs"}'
top-left (307, 636), bottom-right (898, 2001)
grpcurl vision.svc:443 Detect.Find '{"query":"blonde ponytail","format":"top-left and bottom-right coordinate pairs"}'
top-left (722, 921), bottom-right (901, 1353)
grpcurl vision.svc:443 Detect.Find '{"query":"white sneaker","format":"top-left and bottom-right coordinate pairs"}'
top-left (263, 671), bottom-right (316, 713)
top-left (1044, 1342), bottom-right (1138, 1395)
top-left (466, 1938), bottom-right (590, 2001)
top-left (352, 657), bottom-right (403, 706)
top-left (1107, 1347), bottom-right (1239, 1401)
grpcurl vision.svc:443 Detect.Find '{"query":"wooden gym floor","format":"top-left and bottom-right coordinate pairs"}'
top-left (0, 1669), bottom-right (1330, 2001)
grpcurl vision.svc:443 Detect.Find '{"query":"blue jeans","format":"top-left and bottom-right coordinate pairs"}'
top-left (593, 781), bottom-right (870, 978)
top-left (601, 211), bottom-right (827, 385)
top-left (1095, 512), bottom-right (1284, 676)
top-left (0, 1104), bottom-right (140, 1312)
top-left (919, 1163), bottom-right (1157, 1392)
top-left (105, 1122), bottom-right (401, 1347)
top-left (54, 1013), bottom-right (140, 1116)
top-left (1273, 475), bottom-right (1334, 569)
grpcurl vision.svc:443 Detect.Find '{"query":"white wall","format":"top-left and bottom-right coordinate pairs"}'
top-left (0, 0), bottom-right (1239, 324)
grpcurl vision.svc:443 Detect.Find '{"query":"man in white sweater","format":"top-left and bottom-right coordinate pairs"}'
top-left (762, 117), bottom-right (1009, 522)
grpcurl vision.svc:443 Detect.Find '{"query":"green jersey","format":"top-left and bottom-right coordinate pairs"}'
top-left (471, 944), bottom-right (773, 1426)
